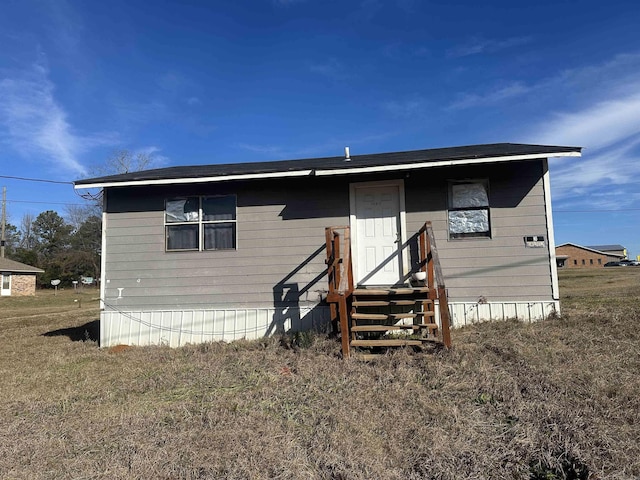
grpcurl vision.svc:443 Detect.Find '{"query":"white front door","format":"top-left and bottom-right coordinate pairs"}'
top-left (351, 182), bottom-right (404, 286)
top-left (1, 273), bottom-right (11, 296)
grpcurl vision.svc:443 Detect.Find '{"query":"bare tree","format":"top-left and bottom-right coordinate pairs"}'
top-left (65, 203), bottom-right (101, 232)
top-left (19, 213), bottom-right (37, 250)
top-left (91, 150), bottom-right (155, 177)
top-left (79, 149), bottom-right (158, 206)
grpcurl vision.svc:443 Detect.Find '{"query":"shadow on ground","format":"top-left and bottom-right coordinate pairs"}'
top-left (43, 320), bottom-right (99, 343)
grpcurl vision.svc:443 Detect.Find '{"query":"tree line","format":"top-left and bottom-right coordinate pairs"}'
top-left (5, 205), bottom-right (101, 288)
top-left (4, 150), bottom-right (154, 288)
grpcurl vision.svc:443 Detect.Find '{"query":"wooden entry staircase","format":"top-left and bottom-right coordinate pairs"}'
top-left (325, 221), bottom-right (452, 358)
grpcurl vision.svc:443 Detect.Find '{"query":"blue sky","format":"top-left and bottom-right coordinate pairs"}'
top-left (1, 0), bottom-right (640, 256)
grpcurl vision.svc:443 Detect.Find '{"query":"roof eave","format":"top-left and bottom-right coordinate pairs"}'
top-left (75, 169), bottom-right (315, 189)
top-left (314, 151), bottom-right (580, 177)
top-left (74, 150), bottom-right (581, 190)
top-left (1, 268), bottom-right (44, 273)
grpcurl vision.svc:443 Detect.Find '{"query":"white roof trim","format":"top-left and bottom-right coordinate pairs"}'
top-left (75, 150), bottom-right (580, 189)
top-left (75, 169), bottom-right (315, 189)
top-left (0, 267), bottom-right (44, 273)
top-left (314, 152), bottom-right (580, 176)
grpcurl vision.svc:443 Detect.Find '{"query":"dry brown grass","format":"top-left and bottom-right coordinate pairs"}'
top-left (1, 271), bottom-right (639, 479)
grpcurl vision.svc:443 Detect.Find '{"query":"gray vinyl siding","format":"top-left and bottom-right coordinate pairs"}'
top-left (102, 159), bottom-right (554, 311)
top-left (103, 178), bottom-right (350, 310)
top-left (404, 160), bottom-right (553, 301)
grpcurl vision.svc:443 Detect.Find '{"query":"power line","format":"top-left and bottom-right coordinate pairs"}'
top-left (2, 174), bottom-right (639, 213)
top-left (7, 199), bottom-right (89, 206)
top-left (0, 175), bottom-right (73, 185)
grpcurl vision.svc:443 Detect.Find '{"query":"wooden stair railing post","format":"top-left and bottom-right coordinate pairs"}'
top-left (328, 222), bottom-right (449, 357)
top-left (419, 226), bottom-right (426, 278)
top-left (324, 226), bottom-right (353, 358)
top-left (425, 221), bottom-right (452, 349)
top-left (415, 224), bottom-right (436, 339)
top-left (325, 227), bottom-right (339, 334)
top-left (339, 294), bottom-right (350, 358)
top-left (426, 230), bottom-right (434, 291)
top-left (333, 231), bottom-right (341, 294)
top-left (438, 287), bottom-right (452, 348)
top-left (338, 227), bottom-right (353, 358)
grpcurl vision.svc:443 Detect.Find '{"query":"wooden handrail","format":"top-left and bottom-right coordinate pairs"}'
top-left (325, 226), bottom-right (354, 357)
top-left (325, 226), bottom-right (353, 296)
top-left (337, 227), bottom-right (353, 294)
top-left (327, 222), bottom-right (449, 357)
top-left (418, 221), bottom-right (452, 348)
top-left (424, 222), bottom-right (444, 288)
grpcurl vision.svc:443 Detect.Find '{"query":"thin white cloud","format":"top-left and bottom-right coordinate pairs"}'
top-left (551, 136), bottom-right (640, 195)
top-left (533, 93), bottom-right (640, 151)
top-left (112, 99), bottom-right (169, 125)
top-left (308, 58), bottom-right (351, 81)
top-left (156, 71), bottom-right (198, 93)
top-left (448, 36), bottom-right (532, 58)
top-left (133, 145), bottom-right (170, 168)
top-left (552, 53), bottom-right (640, 96)
top-left (509, 52), bottom-right (640, 210)
top-left (41, 0), bottom-right (84, 55)
top-left (546, 129), bottom-right (640, 211)
top-left (237, 130), bottom-right (401, 159)
top-left (450, 51), bottom-right (640, 112)
top-left (0, 61), bottom-right (112, 175)
top-left (448, 82), bottom-right (530, 110)
top-left (381, 42), bottom-right (431, 60)
top-left (383, 97), bottom-right (429, 117)
top-left (237, 143), bottom-right (285, 156)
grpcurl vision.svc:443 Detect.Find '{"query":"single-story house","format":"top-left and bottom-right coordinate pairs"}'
top-left (74, 142), bottom-right (582, 348)
top-left (555, 243), bottom-right (625, 268)
top-left (0, 257), bottom-right (44, 296)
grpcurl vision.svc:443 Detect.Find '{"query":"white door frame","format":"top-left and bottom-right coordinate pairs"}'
top-left (1, 273), bottom-right (11, 296)
top-left (349, 179), bottom-right (409, 285)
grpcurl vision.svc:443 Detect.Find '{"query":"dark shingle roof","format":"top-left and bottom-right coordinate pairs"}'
top-left (585, 244), bottom-right (626, 252)
top-left (556, 243), bottom-right (625, 258)
top-left (0, 257), bottom-right (44, 273)
top-left (75, 142), bottom-right (581, 187)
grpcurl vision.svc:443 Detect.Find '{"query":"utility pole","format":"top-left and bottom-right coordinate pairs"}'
top-left (1, 186), bottom-right (6, 258)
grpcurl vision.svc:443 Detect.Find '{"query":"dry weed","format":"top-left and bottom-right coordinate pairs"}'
top-left (0, 272), bottom-right (639, 479)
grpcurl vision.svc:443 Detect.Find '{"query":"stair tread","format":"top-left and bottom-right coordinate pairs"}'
top-left (352, 312), bottom-right (434, 320)
top-left (351, 323), bottom-right (438, 332)
top-left (353, 287), bottom-right (433, 295)
top-left (352, 313), bottom-right (415, 320)
top-left (351, 339), bottom-right (424, 347)
top-left (352, 299), bottom-right (433, 306)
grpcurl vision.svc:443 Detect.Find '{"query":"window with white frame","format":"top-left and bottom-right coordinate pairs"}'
top-left (1, 273), bottom-right (10, 292)
top-left (165, 196), bottom-right (236, 251)
top-left (448, 181), bottom-right (491, 239)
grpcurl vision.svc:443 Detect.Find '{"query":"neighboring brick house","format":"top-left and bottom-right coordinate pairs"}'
top-left (555, 243), bottom-right (624, 268)
top-left (0, 257), bottom-right (44, 296)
